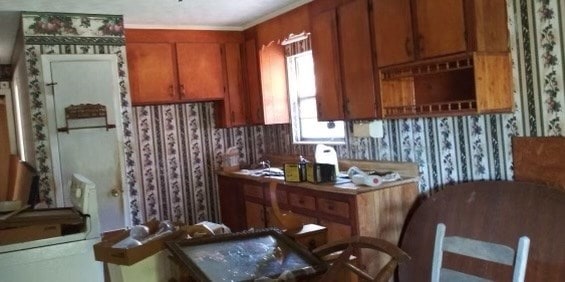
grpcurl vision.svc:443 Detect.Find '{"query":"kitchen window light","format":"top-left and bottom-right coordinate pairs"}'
top-left (286, 51), bottom-right (345, 144)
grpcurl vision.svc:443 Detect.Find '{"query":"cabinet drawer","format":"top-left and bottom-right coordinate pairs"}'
top-left (289, 193), bottom-right (316, 210)
top-left (317, 198), bottom-right (350, 218)
top-left (294, 231), bottom-right (327, 251)
top-left (243, 184), bottom-right (264, 199)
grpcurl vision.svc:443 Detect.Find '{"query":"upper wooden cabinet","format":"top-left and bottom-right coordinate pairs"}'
top-left (176, 43), bottom-right (225, 101)
top-left (259, 42), bottom-right (290, 125)
top-left (372, 0), bottom-right (414, 66)
top-left (374, 0), bottom-right (512, 118)
top-left (310, 0), bottom-right (379, 121)
top-left (413, 0), bottom-right (467, 59)
top-left (243, 4), bottom-right (310, 125)
top-left (125, 29), bottom-right (245, 108)
top-left (126, 43), bottom-right (177, 105)
top-left (373, 0), bottom-right (509, 67)
top-left (243, 38), bottom-right (264, 125)
top-left (215, 43), bottom-right (247, 128)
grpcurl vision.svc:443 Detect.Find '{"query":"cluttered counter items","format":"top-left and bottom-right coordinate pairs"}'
top-left (218, 170), bottom-right (419, 195)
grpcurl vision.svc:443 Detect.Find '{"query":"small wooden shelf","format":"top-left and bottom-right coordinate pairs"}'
top-left (379, 52), bottom-right (512, 119)
top-left (57, 104), bottom-right (115, 133)
top-left (384, 100), bottom-right (477, 118)
top-left (381, 54), bottom-right (474, 80)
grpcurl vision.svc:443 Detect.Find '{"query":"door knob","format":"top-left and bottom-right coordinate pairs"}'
top-left (111, 188), bottom-right (122, 197)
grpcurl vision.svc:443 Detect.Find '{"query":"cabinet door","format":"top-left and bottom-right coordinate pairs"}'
top-left (217, 176), bottom-right (246, 232)
top-left (216, 43), bottom-right (247, 128)
top-left (319, 219), bottom-right (352, 242)
top-left (245, 39), bottom-right (265, 125)
top-left (259, 42), bottom-right (290, 124)
top-left (126, 43), bottom-right (177, 105)
top-left (372, 0), bottom-right (414, 66)
top-left (311, 9), bottom-right (344, 121)
top-left (338, 0), bottom-right (377, 119)
top-left (245, 201), bottom-right (266, 229)
top-left (176, 43), bottom-right (225, 101)
top-left (414, 0), bottom-right (467, 58)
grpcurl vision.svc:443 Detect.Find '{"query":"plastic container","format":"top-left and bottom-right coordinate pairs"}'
top-left (223, 147), bottom-right (240, 172)
top-left (314, 144), bottom-right (339, 177)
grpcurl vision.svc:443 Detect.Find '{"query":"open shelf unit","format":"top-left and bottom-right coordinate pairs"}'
top-left (379, 52), bottom-right (512, 119)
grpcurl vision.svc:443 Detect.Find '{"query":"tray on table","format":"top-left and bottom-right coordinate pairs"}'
top-left (166, 228), bottom-right (327, 281)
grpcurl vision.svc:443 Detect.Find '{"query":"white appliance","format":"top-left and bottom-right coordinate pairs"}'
top-left (0, 174), bottom-right (104, 282)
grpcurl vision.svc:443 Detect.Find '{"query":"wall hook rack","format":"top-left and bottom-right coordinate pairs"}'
top-left (57, 103), bottom-right (116, 133)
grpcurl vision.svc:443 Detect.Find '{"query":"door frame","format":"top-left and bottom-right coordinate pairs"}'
top-left (40, 54), bottom-right (129, 226)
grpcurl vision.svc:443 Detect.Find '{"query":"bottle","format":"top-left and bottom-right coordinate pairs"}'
top-left (298, 155), bottom-right (307, 182)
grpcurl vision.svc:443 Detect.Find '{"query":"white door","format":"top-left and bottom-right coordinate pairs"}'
top-left (42, 55), bottom-right (127, 232)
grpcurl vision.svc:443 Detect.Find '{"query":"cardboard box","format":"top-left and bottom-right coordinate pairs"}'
top-left (93, 229), bottom-right (184, 266)
top-left (0, 224), bottom-right (61, 245)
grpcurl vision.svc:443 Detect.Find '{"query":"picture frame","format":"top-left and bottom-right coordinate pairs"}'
top-left (166, 228), bottom-right (327, 281)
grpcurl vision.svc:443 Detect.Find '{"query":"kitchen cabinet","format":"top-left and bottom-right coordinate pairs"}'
top-left (372, 0), bottom-right (414, 67)
top-left (127, 42), bottom-right (225, 105)
top-left (244, 38), bottom-right (264, 125)
top-left (176, 43), bottom-right (225, 101)
top-left (126, 43), bottom-right (177, 105)
top-left (215, 43), bottom-right (247, 127)
top-left (310, 0), bottom-right (378, 121)
top-left (374, 0), bottom-right (511, 118)
top-left (217, 173), bottom-right (419, 260)
top-left (259, 42), bottom-right (290, 125)
top-left (125, 29), bottom-right (250, 111)
top-left (243, 4), bottom-right (310, 125)
top-left (218, 173), bottom-right (419, 274)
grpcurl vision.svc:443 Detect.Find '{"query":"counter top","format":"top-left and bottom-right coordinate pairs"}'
top-left (217, 170), bottom-right (419, 195)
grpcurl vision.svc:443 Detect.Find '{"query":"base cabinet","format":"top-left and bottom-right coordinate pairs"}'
top-left (218, 174), bottom-right (419, 268)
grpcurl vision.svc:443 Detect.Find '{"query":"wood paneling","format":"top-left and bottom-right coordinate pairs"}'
top-left (513, 137), bottom-right (565, 191)
top-left (125, 29), bottom-right (243, 43)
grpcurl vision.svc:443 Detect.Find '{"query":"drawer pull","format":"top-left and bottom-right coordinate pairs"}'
top-left (299, 199), bottom-right (305, 205)
top-left (327, 205), bottom-right (335, 211)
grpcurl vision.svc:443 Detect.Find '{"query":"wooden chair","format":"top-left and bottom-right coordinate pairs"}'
top-left (312, 236), bottom-right (410, 282)
top-left (268, 181), bottom-right (303, 231)
top-left (431, 223), bottom-right (530, 282)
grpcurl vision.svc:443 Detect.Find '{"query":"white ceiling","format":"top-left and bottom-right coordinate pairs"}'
top-left (0, 0), bottom-right (311, 64)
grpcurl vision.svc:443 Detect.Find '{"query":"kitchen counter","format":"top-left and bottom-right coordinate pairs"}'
top-left (216, 170), bottom-right (419, 195)
top-left (217, 160), bottom-right (421, 273)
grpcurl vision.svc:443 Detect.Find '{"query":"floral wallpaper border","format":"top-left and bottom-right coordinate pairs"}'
top-left (21, 12), bottom-right (139, 225)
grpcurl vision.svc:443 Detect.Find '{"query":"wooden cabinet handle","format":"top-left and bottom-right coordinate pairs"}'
top-left (168, 85), bottom-right (175, 97)
top-left (405, 37), bottom-right (413, 57)
top-left (418, 34), bottom-right (424, 54)
top-left (298, 199), bottom-right (305, 205)
top-left (179, 84), bottom-right (186, 97)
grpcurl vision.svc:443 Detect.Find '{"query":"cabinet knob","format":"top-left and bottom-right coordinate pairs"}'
top-left (168, 85), bottom-right (174, 97)
top-left (179, 84), bottom-right (186, 97)
top-left (405, 37), bottom-right (413, 57)
top-left (418, 34), bottom-right (425, 54)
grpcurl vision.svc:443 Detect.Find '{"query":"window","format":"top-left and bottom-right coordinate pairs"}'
top-left (287, 51), bottom-right (345, 144)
